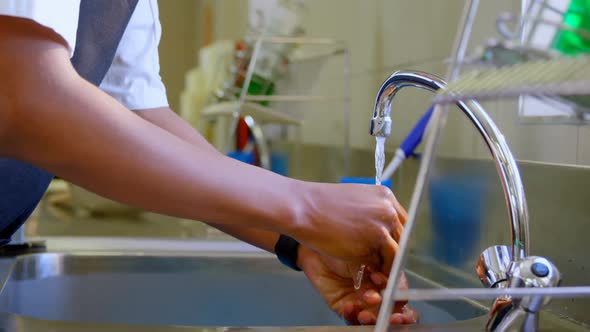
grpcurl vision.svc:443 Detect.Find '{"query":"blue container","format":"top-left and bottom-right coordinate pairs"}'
top-left (270, 152), bottom-right (288, 176)
top-left (228, 151), bottom-right (289, 177)
top-left (429, 175), bottom-right (486, 267)
top-left (227, 151), bottom-right (256, 165)
top-left (339, 177), bottom-right (393, 189)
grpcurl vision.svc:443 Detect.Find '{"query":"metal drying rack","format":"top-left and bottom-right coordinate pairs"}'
top-left (375, 1), bottom-right (590, 332)
top-left (200, 35), bottom-right (352, 175)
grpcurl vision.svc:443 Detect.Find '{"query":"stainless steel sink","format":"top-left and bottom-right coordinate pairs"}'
top-left (0, 252), bottom-right (487, 327)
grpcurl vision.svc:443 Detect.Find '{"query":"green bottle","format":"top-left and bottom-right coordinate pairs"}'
top-left (552, 0), bottom-right (590, 55)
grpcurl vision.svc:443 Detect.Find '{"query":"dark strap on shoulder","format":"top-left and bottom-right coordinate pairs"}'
top-left (71, 0), bottom-right (139, 86)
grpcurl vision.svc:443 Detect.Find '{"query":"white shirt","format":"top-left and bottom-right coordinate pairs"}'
top-left (0, 0), bottom-right (169, 110)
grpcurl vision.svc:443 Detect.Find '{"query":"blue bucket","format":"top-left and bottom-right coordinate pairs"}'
top-left (429, 175), bottom-right (486, 267)
top-left (339, 177), bottom-right (393, 189)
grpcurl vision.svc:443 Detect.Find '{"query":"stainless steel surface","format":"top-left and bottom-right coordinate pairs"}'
top-left (392, 286), bottom-right (590, 302)
top-left (0, 312), bottom-right (583, 332)
top-left (375, 1), bottom-right (481, 329)
top-left (0, 253), bottom-right (485, 327)
top-left (0, 251), bottom-right (584, 331)
top-left (477, 246), bottom-right (512, 289)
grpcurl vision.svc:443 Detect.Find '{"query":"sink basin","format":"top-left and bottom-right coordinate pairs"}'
top-left (0, 252), bottom-right (487, 326)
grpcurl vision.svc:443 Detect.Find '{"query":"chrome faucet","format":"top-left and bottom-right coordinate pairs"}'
top-left (371, 70), bottom-right (561, 331)
top-left (371, 70), bottom-right (529, 259)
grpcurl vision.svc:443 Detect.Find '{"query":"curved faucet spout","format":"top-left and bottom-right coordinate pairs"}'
top-left (371, 70), bottom-right (529, 261)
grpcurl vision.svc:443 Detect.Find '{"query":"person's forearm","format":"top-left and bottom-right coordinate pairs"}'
top-left (136, 107), bottom-right (281, 253)
top-left (136, 107), bottom-right (220, 155)
top-left (0, 26), bottom-right (305, 239)
top-left (1, 18), bottom-right (406, 267)
top-left (7, 76), bottom-right (303, 236)
top-left (210, 224), bottom-right (279, 252)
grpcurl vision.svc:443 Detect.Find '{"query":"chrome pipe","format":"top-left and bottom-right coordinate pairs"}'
top-left (372, 70), bottom-right (529, 260)
top-left (375, 2), bottom-right (482, 330)
top-left (373, 70), bottom-right (530, 332)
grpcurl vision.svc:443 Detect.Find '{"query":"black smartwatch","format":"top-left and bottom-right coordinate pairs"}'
top-left (274, 235), bottom-right (302, 271)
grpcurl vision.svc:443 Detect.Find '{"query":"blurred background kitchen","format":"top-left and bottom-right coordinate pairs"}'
top-left (18, 0), bottom-right (590, 324)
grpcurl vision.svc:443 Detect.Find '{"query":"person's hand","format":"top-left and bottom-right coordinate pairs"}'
top-left (297, 245), bottom-right (418, 325)
top-left (292, 182), bottom-right (407, 272)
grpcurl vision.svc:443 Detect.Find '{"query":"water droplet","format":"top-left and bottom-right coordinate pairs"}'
top-left (354, 264), bottom-right (366, 290)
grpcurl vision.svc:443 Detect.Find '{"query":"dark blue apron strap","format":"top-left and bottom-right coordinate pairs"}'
top-left (0, 159), bottom-right (53, 242)
top-left (71, 0), bottom-right (140, 86)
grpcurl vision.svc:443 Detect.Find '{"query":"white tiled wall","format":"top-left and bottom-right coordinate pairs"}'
top-left (212, 0), bottom-right (589, 166)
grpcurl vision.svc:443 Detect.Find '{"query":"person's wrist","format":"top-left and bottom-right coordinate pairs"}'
top-left (297, 244), bottom-right (322, 273)
top-left (283, 179), bottom-right (314, 240)
top-left (296, 244), bottom-right (310, 271)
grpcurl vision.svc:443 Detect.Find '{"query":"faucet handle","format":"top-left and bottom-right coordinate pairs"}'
top-left (508, 256), bottom-right (561, 312)
top-left (476, 245), bottom-right (512, 288)
top-left (482, 253), bottom-right (562, 332)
